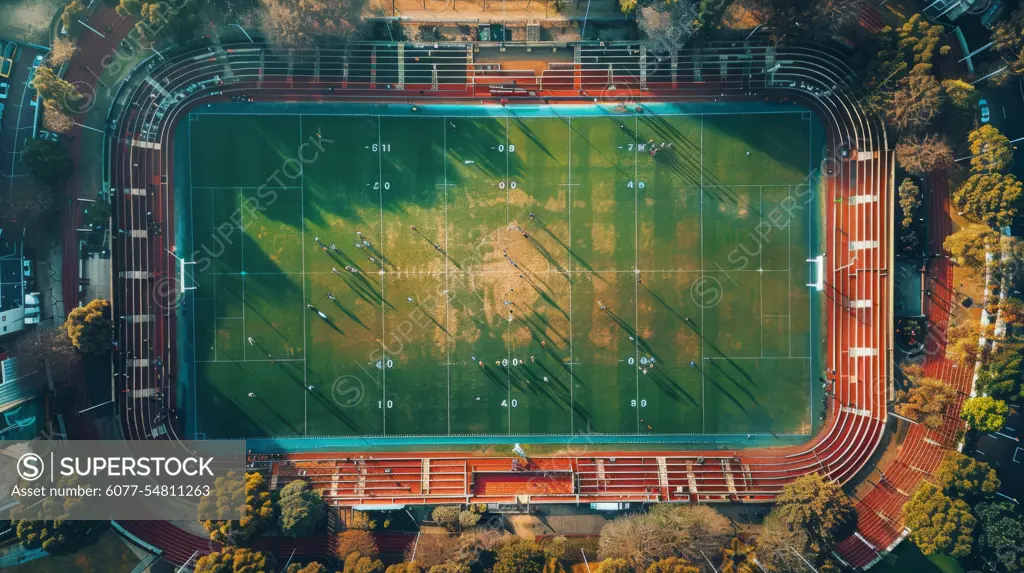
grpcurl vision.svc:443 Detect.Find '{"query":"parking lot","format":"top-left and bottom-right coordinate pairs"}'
top-left (0, 38), bottom-right (46, 203)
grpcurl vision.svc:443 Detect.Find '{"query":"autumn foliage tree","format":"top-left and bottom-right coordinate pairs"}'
top-left (903, 483), bottom-right (976, 557)
top-left (898, 178), bottom-right (921, 230)
top-left (64, 299), bottom-right (113, 354)
top-left (894, 134), bottom-right (954, 174)
top-left (645, 557), bottom-right (701, 573)
top-left (202, 472), bottom-right (275, 544)
top-left (259, 0), bottom-right (363, 47)
top-left (277, 479), bottom-right (326, 538)
top-left (976, 346), bottom-right (1024, 402)
top-left (886, 73), bottom-right (945, 132)
top-left (895, 375), bottom-right (956, 429)
top-left (941, 79), bottom-right (979, 109)
top-left (195, 548), bottom-right (275, 573)
top-left (935, 451), bottom-right (1000, 500)
top-left (771, 473), bottom-right (855, 559)
top-left (968, 125), bottom-right (1015, 174)
top-left (947, 320), bottom-right (984, 366)
top-left (338, 530), bottom-right (380, 561)
top-left (944, 225), bottom-right (999, 274)
top-left (991, 4), bottom-right (1024, 79)
top-left (961, 396), bottom-right (1009, 434)
top-left (954, 173), bottom-right (1024, 228)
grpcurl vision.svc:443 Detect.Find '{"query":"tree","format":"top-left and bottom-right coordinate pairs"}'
top-left (338, 530), bottom-right (380, 561)
top-left (646, 504), bottom-right (732, 559)
top-left (31, 66), bottom-right (83, 113)
top-left (22, 139), bottom-right (73, 186)
top-left (898, 178), bottom-right (921, 230)
top-left (935, 451), bottom-right (1000, 500)
top-left (194, 548), bottom-right (234, 573)
top-left (195, 548), bottom-right (275, 573)
top-left (15, 326), bottom-right (79, 377)
top-left (598, 513), bottom-right (689, 571)
top-left (961, 396), bottom-right (1009, 434)
top-left (288, 563), bottom-right (329, 573)
top-left (277, 479), bottom-right (326, 538)
top-left (720, 538), bottom-right (756, 573)
top-left (14, 519), bottom-right (103, 554)
top-left (202, 472), bottom-right (275, 544)
top-left (903, 483), bottom-right (976, 557)
top-left (347, 510), bottom-right (376, 530)
top-left (344, 553), bottom-right (385, 573)
top-left (118, 0), bottom-right (202, 43)
top-left (894, 134), bottom-right (954, 174)
top-left (48, 36), bottom-right (79, 66)
top-left (64, 299), bottom-right (112, 354)
top-left (542, 557), bottom-right (567, 573)
top-left (773, 473), bottom-right (855, 558)
top-left (458, 510), bottom-right (481, 529)
top-left (895, 375), bottom-right (957, 429)
top-left (408, 534), bottom-right (460, 568)
top-left (492, 541), bottom-right (546, 573)
top-left (948, 320), bottom-right (984, 366)
top-left (969, 125), bottom-right (1015, 174)
top-left (427, 565), bottom-right (470, 573)
top-left (941, 79), bottom-right (979, 109)
top-left (974, 501), bottom-right (1024, 572)
top-left (740, 0), bottom-right (858, 41)
top-left (61, 0), bottom-right (87, 35)
top-left (259, 0), bottom-right (362, 47)
top-left (432, 506), bottom-right (460, 528)
top-left (886, 73), bottom-right (945, 132)
top-left (991, 5), bottom-right (1024, 79)
top-left (646, 557), bottom-right (701, 573)
top-left (945, 225), bottom-right (1000, 274)
top-left (636, 3), bottom-right (698, 53)
top-left (754, 513), bottom-right (820, 573)
top-left (43, 100), bottom-right (75, 134)
top-left (596, 559), bottom-right (634, 573)
top-left (976, 346), bottom-right (1024, 402)
top-left (954, 173), bottom-right (1024, 228)
top-left (233, 548), bottom-right (275, 573)
top-left (386, 563), bottom-right (424, 573)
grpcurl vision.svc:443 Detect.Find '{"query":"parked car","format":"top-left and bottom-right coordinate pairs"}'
top-left (979, 99), bottom-right (991, 123)
top-left (0, 82), bottom-right (8, 100)
top-left (0, 41), bottom-right (15, 79)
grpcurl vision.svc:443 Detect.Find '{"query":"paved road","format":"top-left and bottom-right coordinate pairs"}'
top-left (0, 40), bottom-right (45, 200)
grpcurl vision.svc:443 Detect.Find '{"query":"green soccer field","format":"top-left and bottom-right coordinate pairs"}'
top-left (174, 103), bottom-right (826, 442)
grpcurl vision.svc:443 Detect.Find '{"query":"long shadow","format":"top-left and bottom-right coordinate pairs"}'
top-left (511, 117), bottom-right (561, 163)
top-left (331, 298), bottom-right (370, 330)
top-left (526, 312), bottom-right (569, 346)
top-left (532, 216), bottom-right (601, 279)
top-left (704, 377), bottom-right (749, 413)
top-left (649, 369), bottom-right (699, 407)
top-left (706, 360), bottom-right (758, 404)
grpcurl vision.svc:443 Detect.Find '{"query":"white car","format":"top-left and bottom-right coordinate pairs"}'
top-left (979, 99), bottom-right (991, 123)
top-left (0, 82), bottom-right (8, 100)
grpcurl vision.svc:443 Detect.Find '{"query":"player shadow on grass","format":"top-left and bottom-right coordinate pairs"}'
top-left (445, 117), bottom-right (527, 180)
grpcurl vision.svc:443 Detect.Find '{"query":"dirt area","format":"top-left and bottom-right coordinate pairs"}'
top-left (0, 0), bottom-right (64, 45)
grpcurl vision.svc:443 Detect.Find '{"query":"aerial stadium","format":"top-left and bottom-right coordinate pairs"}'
top-left (106, 33), bottom-right (893, 569)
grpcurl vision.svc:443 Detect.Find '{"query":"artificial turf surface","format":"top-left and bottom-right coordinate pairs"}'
top-left (176, 104), bottom-right (825, 440)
